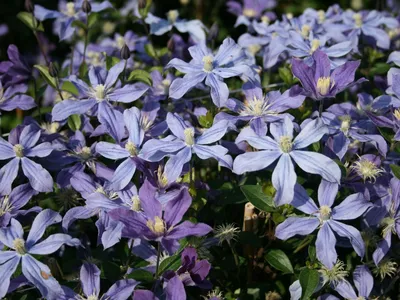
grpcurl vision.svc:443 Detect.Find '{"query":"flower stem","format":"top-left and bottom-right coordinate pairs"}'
top-left (82, 12), bottom-right (89, 66)
top-left (319, 98), bottom-right (325, 118)
top-left (154, 241), bottom-right (161, 278)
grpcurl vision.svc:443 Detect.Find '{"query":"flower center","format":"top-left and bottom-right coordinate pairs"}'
top-left (261, 15), bottom-right (270, 24)
top-left (310, 39), bottom-right (320, 54)
top-left (41, 122), bottom-right (60, 134)
top-left (87, 51), bottom-right (102, 66)
top-left (319, 260), bottom-right (348, 285)
top-left (184, 128), bottom-right (195, 146)
top-left (146, 216), bottom-right (165, 235)
top-left (301, 24), bottom-right (311, 38)
top-left (240, 96), bottom-right (274, 117)
top-left (65, 2), bottom-right (76, 17)
top-left (157, 166), bottom-right (169, 188)
top-left (243, 8), bottom-right (257, 18)
top-left (13, 238), bottom-right (26, 255)
top-left (94, 84), bottom-right (106, 101)
top-left (87, 295), bottom-right (98, 300)
top-left (202, 55), bottom-right (214, 72)
top-left (167, 10), bottom-right (179, 23)
top-left (78, 146), bottom-right (91, 161)
top-left (316, 77), bottom-right (332, 96)
top-left (317, 10), bottom-right (325, 23)
top-left (351, 158), bottom-right (384, 182)
top-left (125, 141), bottom-right (138, 156)
top-left (130, 195), bottom-right (141, 211)
top-left (279, 136), bottom-right (293, 153)
top-left (339, 115), bottom-right (352, 135)
top-left (286, 13), bottom-right (293, 20)
top-left (319, 205), bottom-right (332, 221)
top-left (0, 196), bottom-right (13, 217)
top-left (13, 144), bottom-right (24, 158)
top-left (381, 217), bottom-right (396, 237)
top-left (116, 36), bottom-right (126, 49)
top-left (353, 13), bottom-right (363, 28)
top-left (0, 88), bottom-right (4, 102)
top-left (394, 109), bottom-right (400, 120)
top-left (248, 44), bottom-right (261, 55)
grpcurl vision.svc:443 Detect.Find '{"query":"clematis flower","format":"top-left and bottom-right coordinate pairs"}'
top-left (51, 61), bottom-right (149, 141)
top-left (0, 45), bottom-right (31, 87)
top-left (227, 0), bottom-right (276, 27)
top-left (0, 184), bottom-right (39, 227)
top-left (34, 0), bottom-right (113, 41)
top-left (0, 125), bottom-right (54, 194)
top-left (0, 209), bottom-right (80, 299)
top-left (141, 113), bottom-right (233, 184)
top-left (333, 265), bottom-right (373, 300)
top-left (322, 103), bottom-right (387, 159)
top-left (275, 180), bottom-right (371, 268)
top-left (96, 107), bottom-right (147, 191)
top-left (215, 81), bottom-right (305, 132)
top-left (166, 38), bottom-right (252, 107)
top-left (145, 10), bottom-right (207, 43)
top-left (60, 262), bottom-right (138, 299)
top-left (0, 81), bottom-right (36, 114)
top-left (109, 180), bottom-right (212, 254)
top-left (233, 116), bottom-right (341, 205)
top-left (292, 49), bottom-right (364, 101)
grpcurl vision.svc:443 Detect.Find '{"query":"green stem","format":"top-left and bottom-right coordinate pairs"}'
top-left (319, 98), bottom-right (325, 118)
top-left (32, 77), bottom-right (42, 122)
top-left (82, 12), bottom-right (89, 66)
top-left (154, 241), bottom-right (161, 278)
top-left (122, 59), bottom-right (128, 85)
top-left (140, 18), bottom-right (162, 66)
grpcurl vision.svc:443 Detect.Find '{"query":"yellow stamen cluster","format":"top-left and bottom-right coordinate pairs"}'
top-left (202, 55), bottom-right (214, 72)
top-left (301, 24), bottom-right (311, 38)
top-left (157, 166), bottom-right (169, 188)
top-left (0, 88), bottom-right (4, 102)
top-left (130, 195), bottom-right (141, 211)
top-left (0, 196), bottom-right (12, 217)
top-left (279, 136), bottom-right (293, 153)
top-left (317, 10), bottom-right (325, 24)
top-left (94, 84), bottom-right (106, 101)
top-left (248, 44), bottom-right (261, 56)
top-left (261, 16), bottom-right (270, 24)
top-left (243, 8), bottom-right (257, 18)
top-left (353, 13), bottom-right (363, 28)
top-left (184, 127), bottom-right (195, 146)
top-left (87, 51), bottom-right (102, 66)
top-left (13, 238), bottom-right (26, 255)
top-left (394, 109), bottom-right (400, 120)
top-left (339, 115), bottom-right (352, 135)
top-left (319, 260), bottom-right (348, 285)
top-left (65, 2), bottom-right (75, 17)
top-left (351, 158), bottom-right (384, 182)
top-left (116, 36), bottom-right (126, 49)
top-left (319, 205), bottom-right (332, 221)
top-left (310, 39), bottom-right (320, 54)
top-left (125, 141), bottom-right (138, 156)
top-left (146, 216), bottom-right (165, 235)
top-left (13, 144), bottom-right (24, 158)
top-left (167, 10), bottom-right (179, 23)
top-left (372, 259), bottom-right (398, 280)
top-left (240, 96), bottom-right (273, 117)
top-left (316, 77), bottom-right (332, 96)
top-left (78, 146), bottom-right (92, 161)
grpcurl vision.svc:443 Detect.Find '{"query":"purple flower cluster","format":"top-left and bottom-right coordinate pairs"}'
top-left (0, 0), bottom-right (400, 299)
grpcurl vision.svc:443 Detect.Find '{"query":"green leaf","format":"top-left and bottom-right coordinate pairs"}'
top-left (240, 185), bottom-right (275, 212)
top-left (34, 65), bottom-right (57, 89)
top-left (61, 81), bottom-right (79, 95)
top-left (67, 115), bottom-right (81, 131)
top-left (127, 70), bottom-right (152, 86)
top-left (106, 55), bottom-right (121, 70)
top-left (157, 254), bottom-right (181, 275)
top-left (88, 13), bottom-right (99, 28)
top-left (390, 164), bottom-right (400, 179)
top-left (278, 66), bottom-right (293, 86)
top-left (265, 249), bottom-right (294, 274)
top-left (145, 44), bottom-right (157, 59)
top-left (198, 111), bottom-right (214, 128)
top-left (72, 19), bottom-right (87, 31)
top-left (299, 268), bottom-right (319, 300)
top-left (17, 12), bottom-right (44, 31)
top-left (127, 269), bottom-right (153, 282)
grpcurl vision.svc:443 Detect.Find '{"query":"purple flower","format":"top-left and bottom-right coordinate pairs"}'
top-left (227, 0), bottom-right (276, 27)
top-left (275, 181), bottom-right (371, 268)
top-left (0, 209), bottom-right (80, 299)
top-left (0, 125), bottom-right (54, 194)
top-left (0, 184), bottom-right (39, 227)
top-left (0, 81), bottom-right (36, 113)
top-left (109, 180), bottom-right (212, 254)
top-left (51, 62), bottom-right (149, 141)
top-left (60, 262), bottom-right (138, 300)
top-left (34, 0), bottom-right (113, 40)
top-left (96, 107), bottom-right (147, 191)
top-left (145, 11), bottom-right (206, 43)
top-left (233, 116), bottom-right (341, 205)
top-left (166, 38), bottom-right (252, 107)
top-left (141, 113), bottom-right (233, 184)
top-left (292, 50), bottom-right (364, 101)
top-left (333, 265), bottom-right (373, 299)
top-left (0, 45), bottom-right (31, 87)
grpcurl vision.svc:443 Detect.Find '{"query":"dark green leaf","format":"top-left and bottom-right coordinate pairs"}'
top-left (157, 254), bottom-right (181, 275)
top-left (265, 249), bottom-right (294, 274)
top-left (106, 56), bottom-right (121, 70)
top-left (61, 81), bottom-right (79, 95)
top-left (17, 12), bottom-right (44, 31)
top-left (127, 269), bottom-right (154, 282)
top-left (34, 65), bottom-right (57, 89)
top-left (390, 164), bottom-right (400, 179)
top-left (145, 44), bottom-right (157, 59)
top-left (88, 13), bottom-right (99, 28)
top-left (299, 268), bottom-right (319, 300)
top-left (240, 185), bottom-right (275, 212)
top-left (67, 115), bottom-right (81, 131)
top-left (198, 112), bottom-right (214, 128)
top-left (127, 70), bottom-right (152, 86)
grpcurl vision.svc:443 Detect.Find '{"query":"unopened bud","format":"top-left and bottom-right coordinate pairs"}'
top-left (138, 0), bottom-right (147, 9)
top-left (120, 44), bottom-right (130, 60)
top-left (25, 0), bottom-right (34, 13)
top-left (208, 23), bottom-right (219, 42)
top-left (48, 62), bottom-right (58, 78)
top-left (167, 37), bottom-right (175, 52)
top-left (82, 0), bottom-right (92, 13)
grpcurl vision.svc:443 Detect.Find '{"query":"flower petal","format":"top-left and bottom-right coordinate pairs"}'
top-left (52, 99), bottom-right (96, 121)
top-left (28, 234), bottom-right (80, 255)
top-left (233, 150), bottom-right (281, 174)
top-left (21, 157), bottom-right (53, 192)
top-left (26, 209), bottom-right (62, 248)
top-left (272, 154), bottom-right (296, 206)
top-left (316, 223), bottom-right (337, 269)
top-left (329, 220), bottom-right (365, 259)
top-left (275, 217), bottom-right (319, 240)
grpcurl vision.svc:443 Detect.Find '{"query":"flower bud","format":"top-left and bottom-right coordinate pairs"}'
top-left (138, 0), bottom-right (147, 9)
top-left (120, 43), bottom-right (130, 60)
top-left (208, 22), bottom-right (219, 42)
top-left (48, 62), bottom-right (59, 78)
top-left (82, 0), bottom-right (92, 13)
top-left (25, 0), bottom-right (34, 13)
